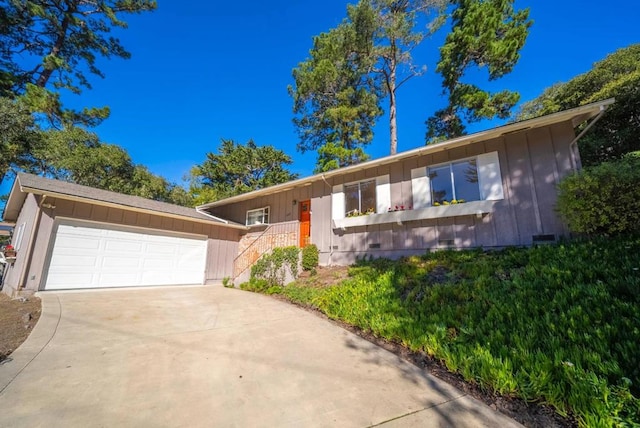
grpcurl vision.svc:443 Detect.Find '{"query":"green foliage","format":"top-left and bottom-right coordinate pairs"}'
top-left (516, 44), bottom-right (640, 166)
top-left (426, 0), bottom-right (532, 141)
top-left (0, 97), bottom-right (40, 184)
top-left (250, 246), bottom-right (300, 288)
top-left (557, 154), bottom-right (640, 236)
top-left (301, 244), bottom-right (319, 272)
top-left (0, 0), bottom-right (156, 126)
top-left (222, 277), bottom-right (233, 288)
top-left (290, 1), bottom-right (382, 172)
top-left (370, 0), bottom-right (448, 154)
top-left (252, 238), bottom-right (640, 426)
top-left (191, 139), bottom-right (298, 201)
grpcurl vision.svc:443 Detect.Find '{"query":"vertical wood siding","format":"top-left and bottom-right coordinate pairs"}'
top-left (208, 121), bottom-right (578, 266)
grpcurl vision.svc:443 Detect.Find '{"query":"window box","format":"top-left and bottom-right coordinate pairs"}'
top-left (333, 200), bottom-right (497, 229)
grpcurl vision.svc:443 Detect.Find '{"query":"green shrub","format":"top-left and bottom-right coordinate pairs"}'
top-left (250, 246), bottom-right (300, 287)
top-left (222, 277), bottom-right (233, 288)
top-left (307, 238), bottom-right (640, 426)
top-left (557, 153), bottom-right (640, 235)
top-left (301, 244), bottom-right (319, 272)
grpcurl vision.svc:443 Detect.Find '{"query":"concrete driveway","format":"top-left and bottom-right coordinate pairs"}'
top-left (0, 286), bottom-right (521, 427)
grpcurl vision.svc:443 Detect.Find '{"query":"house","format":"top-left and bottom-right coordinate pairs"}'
top-left (198, 99), bottom-right (614, 283)
top-left (0, 99), bottom-right (613, 295)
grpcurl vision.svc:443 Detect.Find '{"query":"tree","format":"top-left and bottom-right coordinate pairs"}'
top-left (291, 2), bottom-right (382, 173)
top-left (292, 0), bottom-right (447, 159)
top-left (0, 97), bottom-right (41, 184)
top-left (371, 0), bottom-right (447, 154)
top-left (191, 139), bottom-right (299, 200)
top-left (0, 0), bottom-right (156, 126)
top-left (516, 44), bottom-right (640, 166)
top-left (426, 0), bottom-right (531, 142)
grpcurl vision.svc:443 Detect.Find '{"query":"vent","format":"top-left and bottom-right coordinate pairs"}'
top-left (369, 243), bottom-right (381, 249)
top-left (532, 234), bottom-right (556, 243)
top-left (332, 245), bottom-right (339, 250)
top-left (438, 239), bottom-right (455, 247)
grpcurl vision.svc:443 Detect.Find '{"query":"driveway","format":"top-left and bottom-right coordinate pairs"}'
top-left (0, 286), bottom-right (521, 427)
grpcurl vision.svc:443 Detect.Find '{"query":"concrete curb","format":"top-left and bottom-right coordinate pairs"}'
top-left (0, 293), bottom-right (61, 394)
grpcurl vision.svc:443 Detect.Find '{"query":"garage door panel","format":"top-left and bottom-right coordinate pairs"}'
top-left (44, 222), bottom-right (207, 290)
top-left (146, 243), bottom-right (178, 255)
top-left (98, 273), bottom-right (142, 287)
top-left (54, 235), bottom-right (102, 250)
top-left (102, 256), bottom-right (141, 269)
top-left (104, 240), bottom-right (144, 253)
top-left (49, 254), bottom-right (98, 268)
top-left (47, 273), bottom-right (96, 287)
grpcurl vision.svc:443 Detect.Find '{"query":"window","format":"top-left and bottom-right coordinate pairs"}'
top-left (14, 222), bottom-right (25, 250)
top-left (428, 159), bottom-right (480, 204)
top-left (344, 180), bottom-right (376, 216)
top-left (246, 207), bottom-right (269, 226)
top-left (332, 175), bottom-right (390, 221)
top-left (412, 152), bottom-right (503, 209)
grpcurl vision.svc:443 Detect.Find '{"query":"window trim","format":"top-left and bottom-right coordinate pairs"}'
top-left (343, 178), bottom-right (377, 216)
top-left (332, 175), bottom-right (391, 220)
top-left (427, 156), bottom-right (480, 205)
top-left (245, 206), bottom-right (270, 226)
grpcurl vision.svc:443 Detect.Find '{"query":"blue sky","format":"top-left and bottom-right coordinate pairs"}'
top-left (3, 0), bottom-right (639, 196)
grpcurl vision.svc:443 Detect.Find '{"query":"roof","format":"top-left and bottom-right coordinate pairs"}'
top-left (199, 98), bottom-right (615, 209)
top-left (2, 173), bottom-right (245, 229)
top-left (0, 222), bottom-right (13, 237)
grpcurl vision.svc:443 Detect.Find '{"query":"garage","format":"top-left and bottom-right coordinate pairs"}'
top-left (43, 221), bottom-right (208, 290)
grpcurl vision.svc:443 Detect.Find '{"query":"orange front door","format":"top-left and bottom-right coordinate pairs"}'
top-left (299, 200), bottom-right (311, 248)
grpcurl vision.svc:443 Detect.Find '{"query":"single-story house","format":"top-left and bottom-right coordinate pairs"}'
top-left (0, 99), bottom-right (613, 296)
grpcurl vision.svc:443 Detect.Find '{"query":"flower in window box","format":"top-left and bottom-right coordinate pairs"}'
top-left (3, 245), bottom-right (16, 258)
top-left (433, 202), bottom-right (441, 206)
top-left (442, 201), bottom-right (450, 205)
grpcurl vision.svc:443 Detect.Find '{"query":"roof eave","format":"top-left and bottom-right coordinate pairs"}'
top-left (198, 98), bottom-right (615, 209)
top-left (2, 178), bottom-right (27, 222)
top-left (18, 185), bottom-right (248, 230)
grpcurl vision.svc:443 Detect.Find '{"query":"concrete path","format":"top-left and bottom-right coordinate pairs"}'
top-left (0, 286), bottom-right (522, 428)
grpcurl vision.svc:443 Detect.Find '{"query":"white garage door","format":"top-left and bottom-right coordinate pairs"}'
top-left (44, 221), bottom-right (207, 290)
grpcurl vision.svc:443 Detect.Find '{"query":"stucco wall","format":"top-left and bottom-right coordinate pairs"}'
top-left (208, 121), bottom-right (577, 267)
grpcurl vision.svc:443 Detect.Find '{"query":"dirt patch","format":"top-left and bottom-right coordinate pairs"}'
top-left (296, 265), bottom-right (350, 288)
top-left (0, 293), bottom-right (41, 363)
top-left (273, 295), bottom-right (576, 428)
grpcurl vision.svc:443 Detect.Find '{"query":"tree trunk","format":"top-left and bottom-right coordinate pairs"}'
top-left (389, 62), bottom-right (397, 156)
top-left (35, 7), bottom-right (73, 88)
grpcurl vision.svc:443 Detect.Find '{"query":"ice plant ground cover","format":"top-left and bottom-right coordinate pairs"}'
top-left (243, 236), bottom-right (640, 426)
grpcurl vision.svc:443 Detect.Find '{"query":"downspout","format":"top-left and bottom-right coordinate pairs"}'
top-left (321, 174), bottom-right (334, 266)
top-left (568, 105), bottom-right (608, 171)
top-left (17, 195), bottom-right (48, 292)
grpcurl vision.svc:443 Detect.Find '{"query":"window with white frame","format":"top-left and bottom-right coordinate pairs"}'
top-left (411, 152), bottom-right (504, 209)
top-left (246, 207), bottom-right (270, 226)
top-left (344, 180), bottom-right (376, 216)
top-left (428, 158), bottom-right (480, 204)
top-left (332, 175), bottom-right (391, 220)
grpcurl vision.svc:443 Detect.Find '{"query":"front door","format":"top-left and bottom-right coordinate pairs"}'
top-left (299, 200), bottom-right (311, 248)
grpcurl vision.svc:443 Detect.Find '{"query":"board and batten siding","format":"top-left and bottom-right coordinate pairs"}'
top-left (1, 193), bottom-right (42, 296)
top-left (9, 198), bottom-right (241, 293)
top-left (207, 121), bottom-right (577, 267)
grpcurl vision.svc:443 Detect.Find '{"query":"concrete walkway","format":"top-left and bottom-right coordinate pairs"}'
top-left (0, 286), bottom-right (522, 427)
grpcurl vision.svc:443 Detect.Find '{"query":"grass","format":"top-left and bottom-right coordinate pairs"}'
top-left (243, 236), bottom-right (640, 427)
